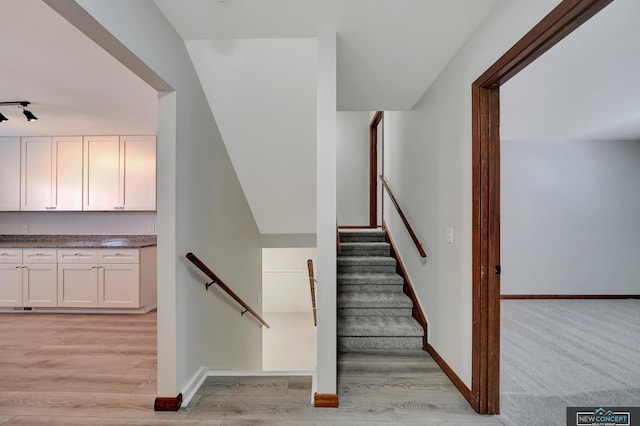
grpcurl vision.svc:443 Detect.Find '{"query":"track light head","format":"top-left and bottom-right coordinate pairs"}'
top-left (23, 109), bottom-right (37, 121)
top-left (0, 100), bottom-right (38, 122)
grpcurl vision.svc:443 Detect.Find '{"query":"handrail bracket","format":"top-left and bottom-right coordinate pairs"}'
top-left (205, 279), bottom-right (217, 291)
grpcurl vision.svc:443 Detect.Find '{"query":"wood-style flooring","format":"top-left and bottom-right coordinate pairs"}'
top-left (0, 311), bottom-right (166, 425)
top-left (0, 312), bottom-right (502, 425)
top-left (186, 350), bottom-right (502, 425)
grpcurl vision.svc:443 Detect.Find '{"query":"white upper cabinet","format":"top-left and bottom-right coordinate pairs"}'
top-left (84, 135), bottom-right (156, 211)
top-left (53, 137), bottom-right (84, 210)
top-left (0, 137), bottom-right (21, 211)
top-left (21, 136), bottom-right (83, 211)
top-left (84, 136), bottom-right (120, 211)
top-left (120, 135), bottom-right (156, 211)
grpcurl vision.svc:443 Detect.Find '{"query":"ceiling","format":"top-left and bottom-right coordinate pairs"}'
top-left (0, 0), bottom-right (157, 137)
top-left (153, 0), bottom-right (501, 111)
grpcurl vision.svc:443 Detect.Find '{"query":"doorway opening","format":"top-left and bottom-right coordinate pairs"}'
top-left (470, 0), bottom-right (614, 414)
top-left (369, 111), bottom-right (384, 228)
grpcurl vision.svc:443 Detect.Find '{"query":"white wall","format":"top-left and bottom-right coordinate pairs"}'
top-left (337, 111), bottom-right (370, 226)
top-left (501, 139), bottom-right (640, 295)
top-left (0, 212), bottom-right (155, 235)
top-left (263, 248), bottom-right (317, 313)
top-left (186, 38), bottom-right (317, 235)
top-left (262, 248), bottom-right (317, 371)
top-left (70, 0), bottom-right (263, 398)
top-left (384, 0), bottom-right (562, 388)
top-left (500, 0), bottom-right (640, 142)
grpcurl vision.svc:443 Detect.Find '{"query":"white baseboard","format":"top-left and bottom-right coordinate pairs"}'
top-left (180, 366), bottom-right (208, 407)
top-left (0, 304), bottom-right (157, 314)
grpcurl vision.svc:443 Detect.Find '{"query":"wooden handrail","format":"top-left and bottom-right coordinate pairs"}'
top-left (185, 252), bottom-right (269, 328)
top-left (307, 259), bottom-right (318, 326)
top-left (379, 175), bottom-right (427, 258)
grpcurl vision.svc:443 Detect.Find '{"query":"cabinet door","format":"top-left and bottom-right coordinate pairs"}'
top-left (0, 137), bottom-right (21, 211)
top-left (57, 263), bottom-right (98, 307)
top-left (0, 264), bottom-right (23, 307)
top-left (23, 263), bottom-right (57, 307)
top-left (98, 263), bottom-right (140, 308)
top-left (21, 137), bottom-right (53, 211)
top-left (83, 136), bottom-right (120, 211)
top-left (53, 136), bottom-right (83, 210)
top-left (120, 136), bottom-right (156, 211)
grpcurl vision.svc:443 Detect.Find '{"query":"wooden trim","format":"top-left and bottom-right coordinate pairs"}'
top-left (307, 259), bottom-right (318, 326)
top-left (185, 252), bottom-right (270, 328)
top-left (470, 0), bottom-right (614, 415)
top-left (379, 176), bottom-right (427, 258)
top-left (474, 0), bottom-right (613, 88)
top-left (314, 393), bottom-right (339, 408)
top-left (154, 393), bottom-right (182, 411)
top-left (501, 294), bottom-right (640, 300)
top-left (383, 221), bottom-right (428, 349)
top-left (369, 111), bottom-right (383, 227)
top-left (426, 344), bottom-right (474, 408)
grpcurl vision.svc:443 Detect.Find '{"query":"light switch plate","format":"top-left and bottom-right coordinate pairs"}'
top-left (445, 227), bottom-right (453, 244)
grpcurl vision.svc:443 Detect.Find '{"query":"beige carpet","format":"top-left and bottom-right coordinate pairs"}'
top-left (499, 299), bottom-right (640, 426)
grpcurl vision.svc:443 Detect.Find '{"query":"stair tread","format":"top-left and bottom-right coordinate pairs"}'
top-left (338, 316), bottom-right (423, 337)
top-left (338, 292), bottom-right (413, 308)
top-left (339, 229), bottom-right (385, 234)
top-left (338, 256), bottom-right (396, 265)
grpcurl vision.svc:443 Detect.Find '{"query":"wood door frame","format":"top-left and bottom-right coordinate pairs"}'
top-left (369, 111), bottom-right (384, 227)
top-left (471, 0), bottom-right (613, 414)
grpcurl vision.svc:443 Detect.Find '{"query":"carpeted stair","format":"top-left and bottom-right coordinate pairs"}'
top-left (337, 229), bottom-right (424, 351)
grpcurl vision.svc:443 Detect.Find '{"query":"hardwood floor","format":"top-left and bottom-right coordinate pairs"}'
top-left (0, 311), bottom-right (178, 425)
top-left (0, 312), bottom-right (502, 425)
top-left (186, 350), bottom-right (503, 425)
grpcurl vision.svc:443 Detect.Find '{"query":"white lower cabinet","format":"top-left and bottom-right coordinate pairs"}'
top-left (57, 247), bottom-right (156, 310)
top-left (99, 263), bottom-right (140, 308)
top-left (0, 263), bottom-right (23, 307)
top-left (0, 246), bottom-right (155, 311)
top-left (57, 263), bottom-right (99, 308)
top-left (22, 263), bottom-right (58, 307)
top-left (0, 249), bottom-right (57, 308)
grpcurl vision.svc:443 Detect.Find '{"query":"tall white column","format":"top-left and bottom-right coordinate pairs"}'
top-left (315, 29), bottom-right (337, 396)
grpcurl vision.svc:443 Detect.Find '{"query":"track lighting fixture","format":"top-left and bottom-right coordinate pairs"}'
top-left (0, 101), bottom-right (38, 122)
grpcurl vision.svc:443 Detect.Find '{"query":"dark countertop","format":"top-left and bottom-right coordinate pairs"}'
top-left (0, 235), bottom-right (157, 249)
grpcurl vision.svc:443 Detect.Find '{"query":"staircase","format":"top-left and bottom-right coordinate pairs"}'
top-left (337, 229), bottom-right (424, 351)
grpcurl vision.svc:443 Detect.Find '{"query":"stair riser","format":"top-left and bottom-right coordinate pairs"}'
top-left (338, 308), bottom-right (413, 317)
top-left (337, 275), bottom-right (404, 286)
top-left (338, 336), bottom-right (423, 351)
top-left (339, 247), bottom-right (391, 257)
top-left (339, 285), bottom-right (404, 293)
top-left (340, 235), bottom-right (386, 243)
top-left (338, 265), bottom-right (397, 273)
